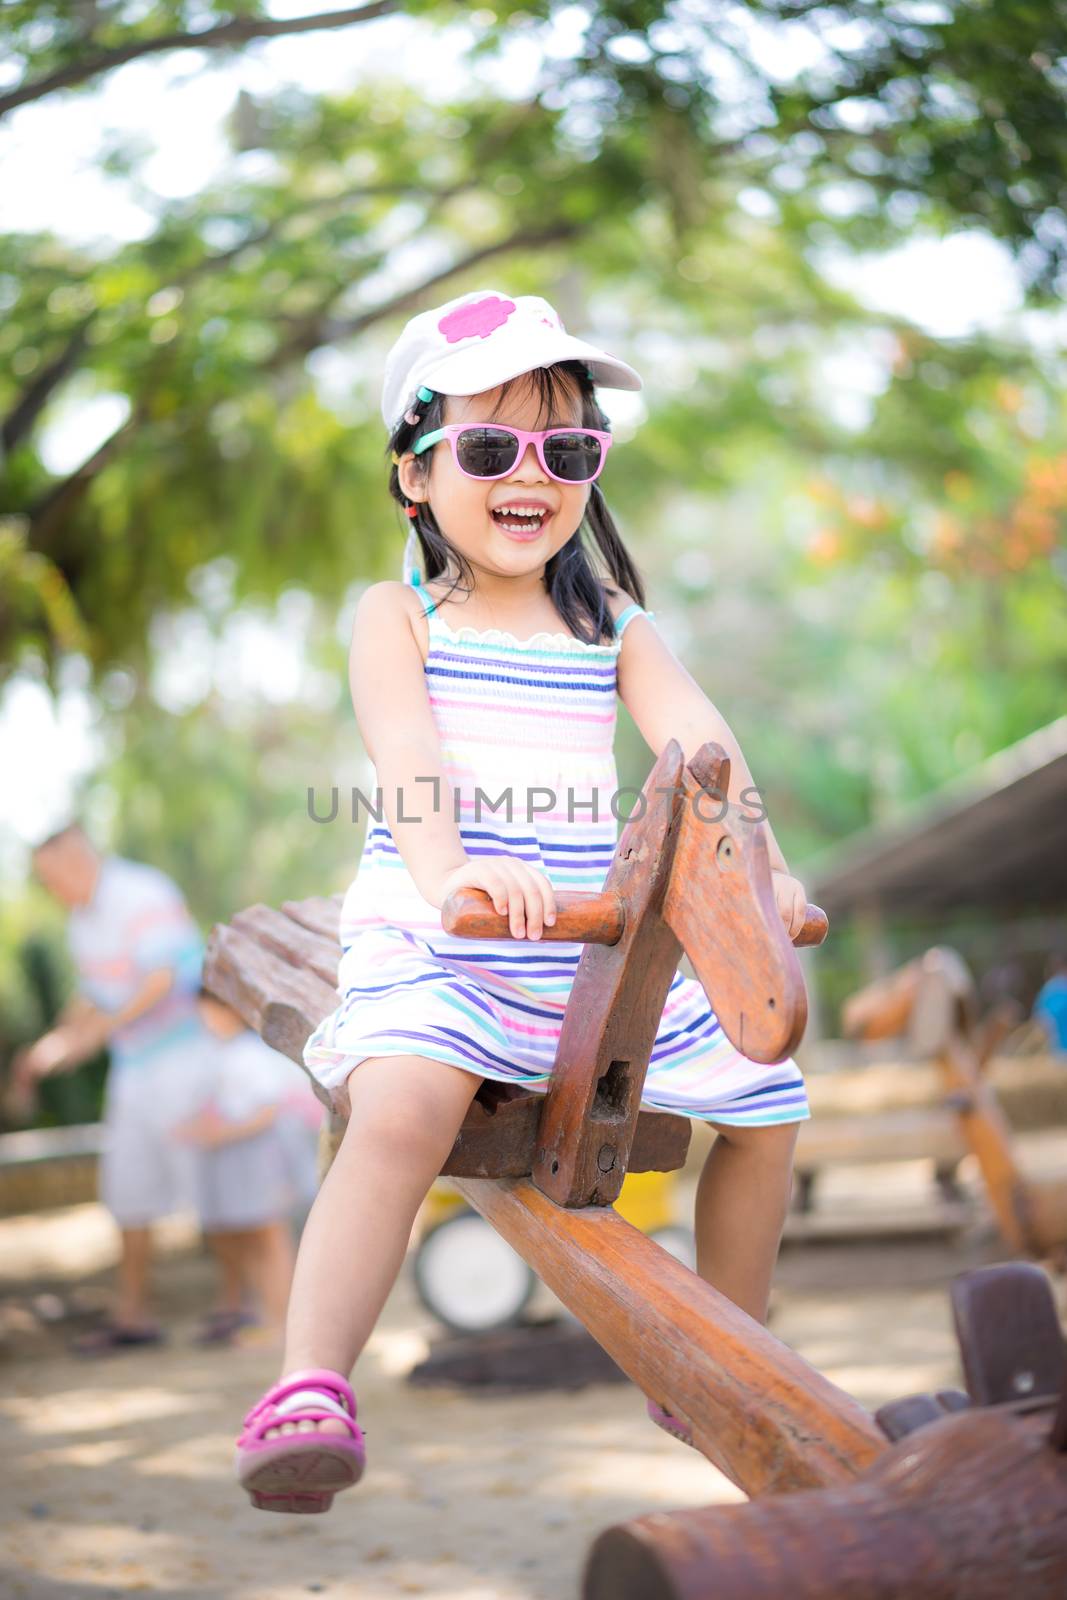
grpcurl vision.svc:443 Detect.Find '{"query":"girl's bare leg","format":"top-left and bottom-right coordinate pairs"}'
top-left (692, 1121), bottom-right (800, 1324)
top-left (265, 1054), bottom-right (483, 1437)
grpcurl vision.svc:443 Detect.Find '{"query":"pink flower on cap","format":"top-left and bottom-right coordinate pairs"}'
top-left (438, 295), bottom-right (516, 344)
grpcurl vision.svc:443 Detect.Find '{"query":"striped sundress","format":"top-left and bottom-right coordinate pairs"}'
top-left (302, 579), bottom-right (811, 1126)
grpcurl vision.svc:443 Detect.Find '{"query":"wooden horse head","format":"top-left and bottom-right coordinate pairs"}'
top-left (441, 738), bottom-right (827, 1207)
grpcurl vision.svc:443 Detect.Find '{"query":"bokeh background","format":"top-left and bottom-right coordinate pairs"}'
top-left (3, 1), bottom-right (1066, 1121)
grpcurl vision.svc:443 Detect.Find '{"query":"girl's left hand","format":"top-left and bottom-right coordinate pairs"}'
top-left (770, 871), bottom-right (808, 942)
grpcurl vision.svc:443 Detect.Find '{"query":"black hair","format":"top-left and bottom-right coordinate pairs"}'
top-left (386, 359), bottom-right (646, 646)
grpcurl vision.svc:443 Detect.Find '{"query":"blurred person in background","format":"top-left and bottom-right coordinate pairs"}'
top-left (174, 987), bottom-right (322, 1349)
top-left (8, 822), bottom-right (210, 1354)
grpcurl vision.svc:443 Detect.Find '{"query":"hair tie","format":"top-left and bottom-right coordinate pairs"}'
top-left (390, 450), bottom-right (401, 465)
top-left (404, 503), bottom-right (419, 518)
top-left (402, 526), bottom-right (421, 586)
top-left (403, 409), bottom-right (420, 425)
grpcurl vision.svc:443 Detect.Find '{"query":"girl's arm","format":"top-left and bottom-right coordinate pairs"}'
top-left (614, 598), bottom-right (805, 929)
top-left (348, 582), bottom-right (469, 908)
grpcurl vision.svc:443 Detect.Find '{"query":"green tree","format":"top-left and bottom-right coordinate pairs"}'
top-left (4, 2), bottom-right (1067, 679)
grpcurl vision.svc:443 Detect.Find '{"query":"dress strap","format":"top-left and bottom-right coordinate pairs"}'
top-left (616, 602), bottom-right (656, 638)
top-left (409, 575), bottom-right (437, 618)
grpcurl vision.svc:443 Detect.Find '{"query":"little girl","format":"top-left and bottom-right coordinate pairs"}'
top-left (235, 288), bottom-right (813, 1512)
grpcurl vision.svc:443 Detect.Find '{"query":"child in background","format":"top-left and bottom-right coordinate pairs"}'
top-left (175, 987), bottom-right (321, 1347)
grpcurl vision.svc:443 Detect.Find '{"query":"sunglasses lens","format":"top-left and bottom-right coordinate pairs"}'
top-left (456, 428), bottom-right (520, 477)
top-left (544, 431), bottom-right (603, 482)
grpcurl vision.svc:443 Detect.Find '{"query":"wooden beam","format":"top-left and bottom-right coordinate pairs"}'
top-left (584, 1406), bottom-right (1067, 1600)
top-left (451, 1175), bottom-right (885, 1497)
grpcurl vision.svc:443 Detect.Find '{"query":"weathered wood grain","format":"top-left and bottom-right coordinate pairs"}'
top-left (531, 740), bottom-right (690, 1205)
top-left (584, 1404), bottom-right (1067, 1600)
top-left (452, 1174), bottom-right (885, 1496)
top-left (231, 902), bottom-right (341, 989)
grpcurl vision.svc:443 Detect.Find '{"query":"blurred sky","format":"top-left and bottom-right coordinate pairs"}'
top-left (0, 2), bottom-right (1057, 880)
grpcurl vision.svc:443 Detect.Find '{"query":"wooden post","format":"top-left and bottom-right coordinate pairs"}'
top-left (531, 740), bottom-right (689, 1206)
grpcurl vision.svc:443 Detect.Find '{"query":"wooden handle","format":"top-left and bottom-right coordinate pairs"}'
top-left (796, 904), bottom-right (829, 948)
top-left (441, 886), bottom-right (829, 949)
top-left (441, 887), bottom-right (625, 945)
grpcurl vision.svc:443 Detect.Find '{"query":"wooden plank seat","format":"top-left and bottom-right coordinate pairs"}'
top-left (204, 898), bottom-right (691, 1181)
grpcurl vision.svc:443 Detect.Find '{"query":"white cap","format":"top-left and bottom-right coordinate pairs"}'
top-left (380, 288), bottom-right (642, 433)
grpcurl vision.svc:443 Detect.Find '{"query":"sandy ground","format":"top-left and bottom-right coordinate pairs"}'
top-left (2, 1138), bottom-right (1065, 1600)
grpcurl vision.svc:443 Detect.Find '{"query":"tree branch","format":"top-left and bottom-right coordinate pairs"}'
top-left (1, 318), bottom-right (92, 461)
top-left (1, 178), bottom-right (474, 457)
top-left (28, 399), bottom-right (147, 554)
top-left (6, 95), bottom-right (544, 466)
top-left (0, 1), bottom-right (401, 119)
top-left (280, 218), bottom-right (588, 360)
top-left (24, 214), bottom-right (591, 556)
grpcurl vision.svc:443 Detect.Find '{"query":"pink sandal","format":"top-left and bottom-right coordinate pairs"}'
top-left (236, 1368), bottom-right (366, 1513)
top-left (646, 1397), bottom-right (695, 1447)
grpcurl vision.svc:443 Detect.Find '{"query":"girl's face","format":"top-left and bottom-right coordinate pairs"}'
top-left (399, 373), bottom-right (591, 581)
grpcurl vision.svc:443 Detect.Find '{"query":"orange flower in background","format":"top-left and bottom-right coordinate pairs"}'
top-left (1008, 504), bottom-right (1057, 558)
top-left (804, 476), bottom-right (841, 507)
top-left (1025, 455), bottom-right (1067, 505)
top-left (845, 495), bottom-right (890, 529)
top-left (807, 528), bottom-right (842, 565)
top-left (943, 471), bottom-right (973, 501)
top-left (995, 380), bottom-right (1024, 413)
top-left (930, 513), bottom-right (965, 562)
top-left (798, 447), bottom-right (1064, 578)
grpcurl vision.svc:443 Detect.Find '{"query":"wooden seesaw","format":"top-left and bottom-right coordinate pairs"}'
top-left (203, 740), bottom-right (1067, 1597)
top-left (842, 948), bottom-right (1067, 1264)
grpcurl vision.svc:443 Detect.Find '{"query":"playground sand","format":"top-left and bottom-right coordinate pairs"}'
top-left (2, 1136), bottom-right (1063, 1600)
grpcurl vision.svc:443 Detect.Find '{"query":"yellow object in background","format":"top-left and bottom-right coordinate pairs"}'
top-left (423, 1165), bottom-right (679, 1235)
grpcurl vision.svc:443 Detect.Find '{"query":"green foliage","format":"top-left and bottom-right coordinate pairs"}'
top-left (0, 891), bottom-right (108, 1130)
top-left (2, 0), bottom-right (1066, 1057)
top-left (4, 2), bottom-right (1067, 679)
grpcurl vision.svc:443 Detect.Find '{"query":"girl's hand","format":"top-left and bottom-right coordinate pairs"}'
top-left (771, 871), bottom-right (808, 942)
top-left (437, 857), bottom-right (557, 941)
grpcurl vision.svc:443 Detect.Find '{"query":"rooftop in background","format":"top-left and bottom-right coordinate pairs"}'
top-left (800, 715), bottom-right (1067, 921)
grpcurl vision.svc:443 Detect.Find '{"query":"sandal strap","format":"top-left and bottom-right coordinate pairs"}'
top-left (272, 1388), bottom-right (352, 1422)
top-left (241, 1367), bottom-right (355, 1431)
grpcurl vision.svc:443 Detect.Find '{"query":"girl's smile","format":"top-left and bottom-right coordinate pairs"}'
top-left (398, 373), bottom-right (589, 589)
top-left (489, 501), bottom-right (556, 540)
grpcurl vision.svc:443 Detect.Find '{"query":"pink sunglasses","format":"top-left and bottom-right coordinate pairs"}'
top-left (411, 423), bottom-right (614, 485)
